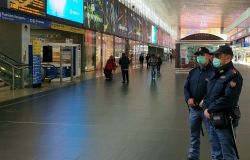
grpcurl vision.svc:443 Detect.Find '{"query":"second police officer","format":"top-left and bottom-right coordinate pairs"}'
top-left (201, 45), bottom-right (243, 160)
top-left (184, 47), bottom-right (213, 160)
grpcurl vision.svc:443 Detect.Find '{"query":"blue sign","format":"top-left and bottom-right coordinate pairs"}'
top-left (0, 11), bottom-right (51, 28)
top-left (33, 55), bottom-right (42, 85)
top-left (47, 0), bottom-right (84, 24)
top-left (29, 18), bottom-right (50, 28)
top-left (0, 11), bottom-right (29, 24)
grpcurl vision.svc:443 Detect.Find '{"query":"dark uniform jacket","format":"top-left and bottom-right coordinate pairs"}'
top-left (184, 63), bottom-right (213, 106)
top-left (202, 62), bottom-right (243, 114)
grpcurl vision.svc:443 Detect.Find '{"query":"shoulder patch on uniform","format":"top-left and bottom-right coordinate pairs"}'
top-left (230, 81), bottom-right (237, 88)
top-left (220, 70), bottom-right (224, 73)
top-left (231, 69), bottom-right (237, 74)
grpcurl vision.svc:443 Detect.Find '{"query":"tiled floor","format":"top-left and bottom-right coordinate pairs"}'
top-left (0, 70), bottom-right (104, 105)
top-left (0, 61), bottom-right (249, 160)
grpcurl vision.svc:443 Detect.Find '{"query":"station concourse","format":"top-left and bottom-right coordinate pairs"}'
top-left (0, 0), bottom-right (250, 160)
top-left (0, 62), bottom-right (250, 160)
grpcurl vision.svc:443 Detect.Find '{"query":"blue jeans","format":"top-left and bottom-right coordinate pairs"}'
top-left (210, 124), bottom-right (238, 160)
top-left (151, 65), bottom-right (156, 79)
top-left (188, 108), bottom-right (210, 160)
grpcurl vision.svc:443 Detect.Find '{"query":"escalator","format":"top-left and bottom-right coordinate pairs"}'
top-left (0, 52), bottom-right (32, 89)
top-left (0, 52), bottom-right (60, 89)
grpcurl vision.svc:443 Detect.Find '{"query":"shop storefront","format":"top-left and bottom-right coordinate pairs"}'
top-left (30, 22), bottom-right (84, 80)
top-left (84, 30), bottom-right (103, 71)
top-left (102, 34), bottom-right (114, 67)
top-left (232, 36), bottom-right (250, 64)
top-left (96, 32), bottom-right (102, 70)
top-left (226, 13), bottom-right (250, 64)
top-left (114, 36), bottom-right (125, 63)
top-left (129, 40), bottom-right (144, 67)
top-left (84, 30), bottom-right (96, 71)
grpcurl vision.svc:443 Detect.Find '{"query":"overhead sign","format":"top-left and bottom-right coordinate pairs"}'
top-left (29, 17), bottom-right (51, 28)
top-left (51, 22), bottom-right (84, 34)
top-left (0, 11), bottom-right (50, 27)
top-left (0, 11), bottom-right (29, 23)
top-left (9, 0), bottom-right (46, 16)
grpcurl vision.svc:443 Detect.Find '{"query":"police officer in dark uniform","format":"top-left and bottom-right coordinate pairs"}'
top-left (184, 47), bottom-right (213, 160)
top-left (202, 45), bottom-right (243, 159)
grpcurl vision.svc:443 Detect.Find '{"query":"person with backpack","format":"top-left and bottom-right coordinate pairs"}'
top-left (104, 56), bottom-right (116, 80)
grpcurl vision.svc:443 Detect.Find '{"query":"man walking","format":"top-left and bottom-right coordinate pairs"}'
top-left (119, 53), bottom-right (130, 83)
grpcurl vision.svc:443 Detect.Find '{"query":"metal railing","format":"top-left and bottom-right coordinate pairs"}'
top-left (0, 52), bottom-right (32, 89)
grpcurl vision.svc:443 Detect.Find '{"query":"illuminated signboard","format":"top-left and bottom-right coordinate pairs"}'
top-left (151, 25), bottom-right (157, 44)
top-left (47, 0), bottom-right (84, 24)
top-left (9, 0), bottom-right (46, 16)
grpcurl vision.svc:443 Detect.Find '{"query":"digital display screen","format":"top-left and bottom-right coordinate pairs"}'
top-left (9, 0), bottom-right (46, 16)
top-left (151, 25), bottom-right (157, 44)
top-left (47, 0), bottom-right (84, 24)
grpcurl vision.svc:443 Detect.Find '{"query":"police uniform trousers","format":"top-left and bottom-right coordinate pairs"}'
top-left (209, 124), bottom-right (238, 160)
top-left (188, 107), bottom-right (211, 160)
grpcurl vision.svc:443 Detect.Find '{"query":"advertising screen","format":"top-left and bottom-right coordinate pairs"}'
top-left (127, 9), bottom-right (136, 39)
top-left (116, 3), bottom-right (128, 37)
top-left (9, 0), bottom-right (46, 16)
top-left (151, 25), bottom-right (157, 44)
top-left (85, 0), bottom-right (104, 31)
top-left (103, 0), bottom-right (118, 34)
top-left (47, 0), bottom-right (84, 24)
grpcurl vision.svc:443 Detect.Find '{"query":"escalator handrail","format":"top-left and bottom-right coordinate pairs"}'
top-left (0, 56), bottom-right (31, 70)
top-left (0, 51), bottom-right (28, 67)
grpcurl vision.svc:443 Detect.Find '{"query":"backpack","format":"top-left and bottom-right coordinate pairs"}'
top-left (105, 60), bottom-right (114, 70)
